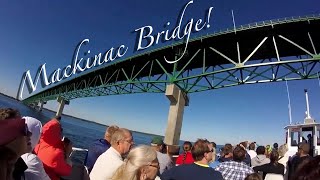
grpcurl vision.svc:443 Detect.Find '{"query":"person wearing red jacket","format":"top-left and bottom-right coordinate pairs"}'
top-left (176, 141), bottom-right (194, 166)
top-left (34, 117), bottom-right (72, 180)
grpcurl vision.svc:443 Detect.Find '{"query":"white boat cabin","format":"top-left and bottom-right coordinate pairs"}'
top-left (284, 89), bottom-right (320, 157)
top-left (285, 122), bottom-right (320, 156)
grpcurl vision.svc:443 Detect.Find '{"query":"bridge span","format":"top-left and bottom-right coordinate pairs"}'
top-left (22, 15), bottom-right (320, 153)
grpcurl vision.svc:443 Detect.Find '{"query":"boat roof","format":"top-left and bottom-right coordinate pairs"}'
top-left (284, 123), bottom-right (320, 130)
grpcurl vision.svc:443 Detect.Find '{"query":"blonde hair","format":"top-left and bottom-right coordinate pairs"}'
top-left (278, 144), bottom-right (288, 157)
top-left (111, 145), bottom-right (157, 180)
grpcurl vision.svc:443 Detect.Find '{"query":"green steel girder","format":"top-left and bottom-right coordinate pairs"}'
top-left (22, 15), bottom-right (320, 105)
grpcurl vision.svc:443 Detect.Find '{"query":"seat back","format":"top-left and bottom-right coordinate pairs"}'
top-left (264, 173), bottom-right (284, 180)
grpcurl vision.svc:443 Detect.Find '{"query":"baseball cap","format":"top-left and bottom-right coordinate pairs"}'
top-left (151, 136), bottom-right (163, 146)
top-left (0, 117), bottom-right (27, 146)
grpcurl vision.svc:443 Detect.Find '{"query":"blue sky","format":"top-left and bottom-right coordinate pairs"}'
top-left (0, 0), bottom-right (319, 145)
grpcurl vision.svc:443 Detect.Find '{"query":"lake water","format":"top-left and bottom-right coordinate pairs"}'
top-left (0, 94), bottom-right (223, 163)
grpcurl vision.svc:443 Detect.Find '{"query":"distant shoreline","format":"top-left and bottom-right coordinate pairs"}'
top-left (0, 92), bottom-right (161, 138)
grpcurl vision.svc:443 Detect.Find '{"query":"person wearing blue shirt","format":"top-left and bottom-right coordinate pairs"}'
top-left (84, 125), bottom-right (119, 172)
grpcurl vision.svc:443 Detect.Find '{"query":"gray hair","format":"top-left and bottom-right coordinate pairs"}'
top-left (111, 128), bottom-right (131, 146)
top-left (111, 145), bottom-right (157, 180)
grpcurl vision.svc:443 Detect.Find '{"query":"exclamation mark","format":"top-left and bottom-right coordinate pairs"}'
top-left (207, 7), bottom-right (213, 28)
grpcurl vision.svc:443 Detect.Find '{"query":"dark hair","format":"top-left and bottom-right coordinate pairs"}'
top-left (293, 155), bottom-right (320, 180)
top-left (183, 141), bottom-right (192, 151)
top-left (240, 141), bottom-right (248, 148)
top-left (249, 143), bottom-right (255, 150)
top-left (0, 108), bottom-right (20, 120)
top-left (191, 139), bottom-right (210, 161)
top-left (298, 143), bottom-right (310, 154)
top-left (269, 150), bottom-right (279, 165)
top-left (233, 145), bottom-right (246, 162)
top-left (54, 116), bottom-right (61, 121)
top-left (273, 143), bottom-right (278, 149)
top-left (211, 142), bottom-right (216, 148)
top-left (256, 146), bottom-right (266, 155)
top-left (245, 173), bottom-right (262, 180)
top-left (63, 137), bottom-right (71, 146)
top-left (224, 143), bottom-right (233, 155)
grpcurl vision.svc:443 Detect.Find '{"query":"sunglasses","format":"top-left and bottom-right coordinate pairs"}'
top-left (207, 149), bottom-right (214, 153)
top-left (149, 163), bottom-right (160, 169)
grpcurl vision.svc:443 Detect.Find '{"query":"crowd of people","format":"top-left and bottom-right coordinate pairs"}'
top-left (1, 107), bottom-right (320, 180)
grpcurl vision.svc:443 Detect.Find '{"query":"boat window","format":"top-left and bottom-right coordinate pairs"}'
top-left (291, 131), bottom-right (299, 146)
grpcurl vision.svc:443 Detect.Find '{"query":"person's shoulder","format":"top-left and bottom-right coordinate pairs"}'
top-left (21, 153), bottom-right (38, 162)
top-left (211, 169), bottom-right (224, 179)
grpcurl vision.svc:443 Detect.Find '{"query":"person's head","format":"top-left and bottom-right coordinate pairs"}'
top-left (233, 145), bottom-right (246, 162)
top-left (0, 146), bottom-right (18, 180)
top-left (278, 144), bottom-right (288, 157)
top-left (298, 142), bottom-right (310, 156)
top-left (273, 143), bottom-right (278, 150)
top-left (249, 143), bottom-right (255, 150)
top-left (211, 142), bottom-right (216, 149)
top-left (210, 142), bottom-right (217, 162)
top-left (0, 108), bottom-right (20, 120)
top-left (191, 139), bottom-right (213, 163)
top-left (240, 141), bottom-right (248, 149)
top-left (223, 143), bottom-right (233, 157)
top-left (293, 155), bottom-right (320, 180)
top-left (307, 134), bottom-right (312, 139)
top-left (0, 108), bottom-right (31, 156)
top-left (111, 128), bottom-right (134, 156)
top-left (111, 145), bottom-right (159, 180)
top-left (23, 116), bottom-right (42, 152)
top-left (245, 173), bottom-right (262, 180)
top-left (104, 125), bottom-right (119, 142)
top-left (256, 146), bottom-right (266, 155)
top-left (183, 141), bottom-right (192, 152)
top-left (150, 136), bottom-right (164, 152)
top-left (270, 150), bottom-right (279, 164)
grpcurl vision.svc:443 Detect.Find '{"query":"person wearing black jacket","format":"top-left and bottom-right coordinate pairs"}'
top-left (288, 142), bottom-right (313, 180)
top-left (253, 150), bottom-right (284, 179)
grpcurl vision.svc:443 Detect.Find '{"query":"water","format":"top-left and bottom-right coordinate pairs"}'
top-left (1, 94), bottom-right (219, 163)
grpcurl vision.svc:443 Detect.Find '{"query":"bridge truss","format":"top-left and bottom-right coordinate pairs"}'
top-left (23, 15), bottom-right (320, 105)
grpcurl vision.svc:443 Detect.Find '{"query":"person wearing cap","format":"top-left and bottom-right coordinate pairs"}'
top-left (85, 125), bottom-right (119, 172)
top-left (34, 117), bottom-right (72, 180)
top-left (0, 108), bottom-right (32, 180)
top-left (150, 136), bottom-right (173, 174)
top-left (21, 116), bottom-right (50, 180)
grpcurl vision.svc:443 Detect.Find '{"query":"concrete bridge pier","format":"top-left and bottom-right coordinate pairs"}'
top-left (164, 84), bottom-right (189, 156)
top-left (56, 97), bottom-right (70, 117)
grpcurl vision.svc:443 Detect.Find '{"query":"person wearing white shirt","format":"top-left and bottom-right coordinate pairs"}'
top-left (21, 116), bottom-right (50, 180)
top-left (247, 142), bottom-right (257, 159)
top-left (90, 128), bottom-right (134, 180)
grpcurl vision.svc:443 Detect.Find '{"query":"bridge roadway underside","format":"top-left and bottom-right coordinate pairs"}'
top-left (23, 15), bottom-right (320, 150)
